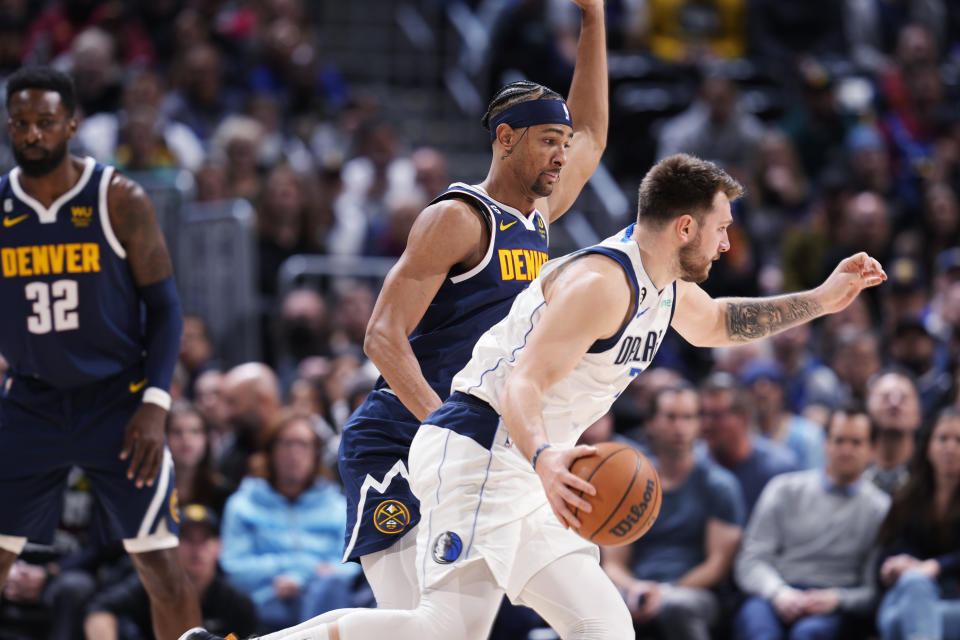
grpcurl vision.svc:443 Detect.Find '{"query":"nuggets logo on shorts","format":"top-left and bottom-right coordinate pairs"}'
top-left (373, 499), bottom-right (411, 534)
top-left (169, 488), bottom-right (180, 524)
top-left (432, 531), bottom-right (463, 564)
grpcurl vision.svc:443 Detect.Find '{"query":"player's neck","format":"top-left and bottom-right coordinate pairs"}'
top-left (631, 224), bottom-right (675, 290)
top-left (18, 155), bottom-right (84, 208)
top-left (479, 170), bottom-right (536, 215)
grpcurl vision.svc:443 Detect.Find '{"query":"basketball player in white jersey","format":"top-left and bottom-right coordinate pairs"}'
top-left (206, 155), bottom-right (886, 640)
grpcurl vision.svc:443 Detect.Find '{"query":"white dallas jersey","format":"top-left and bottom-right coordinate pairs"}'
top-left (452, 224), bottom-right (676, 446)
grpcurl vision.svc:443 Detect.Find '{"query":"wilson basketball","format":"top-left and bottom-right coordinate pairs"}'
top-left (570, 442), bottom-right (662, 546)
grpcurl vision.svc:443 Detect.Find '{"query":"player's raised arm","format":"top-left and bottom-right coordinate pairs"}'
top-left (542, 0), bottom-right (608, 222)
top-left (499, 254), bottom-right (632, 529)
top-left (671, 252), bottom-right (887, 348)
top-left (364, 199), bottom-right (488, 422)
top-left (107, 174), bottom-right (183, 487)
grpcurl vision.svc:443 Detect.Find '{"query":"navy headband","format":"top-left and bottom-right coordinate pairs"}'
top-left (488, 99), bottom-right (572, 142)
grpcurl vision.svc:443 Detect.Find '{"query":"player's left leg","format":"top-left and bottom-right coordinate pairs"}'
top-left (129, 547), bottom-right (203, 640)
top-left (515, 550), bottom-right (634, 640)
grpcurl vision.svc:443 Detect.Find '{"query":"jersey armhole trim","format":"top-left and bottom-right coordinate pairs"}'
top-left (443, 192), bottom-right (496, 284)
top-left (584, 247), bottom-right (641, 354)
top-left (99, 166), bottom-right (126, 259)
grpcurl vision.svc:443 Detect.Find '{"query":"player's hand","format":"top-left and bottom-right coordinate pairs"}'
top-left (815, 252), bottom-right (886, 314)
top-left (802, 588), bottom-right (840, 616)
top-left (119, 403), bottom-right (167, 488)
top-left (534, 444), bottom-right (597, 530)
top-left (772, 586), bottom-right (807, 623)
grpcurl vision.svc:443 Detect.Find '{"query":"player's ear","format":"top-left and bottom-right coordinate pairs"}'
top-left (675, 214), bottom-right (695, 243)
top-left (495, 123), bottom-right (516, 150)
top-left (66, 115), bottom-right (78, 139)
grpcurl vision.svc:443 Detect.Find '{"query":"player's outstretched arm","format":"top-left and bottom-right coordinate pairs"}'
top-left (499, 254), bottom-right (631, 529)
top-left (108, 174), bottom-right (183, 488)
top-left (672, 252), bottom-right (886, 348)
top-left (364, 199), bottom-right (488, 422)
top-left (542, 0), bottom-right (608, 222)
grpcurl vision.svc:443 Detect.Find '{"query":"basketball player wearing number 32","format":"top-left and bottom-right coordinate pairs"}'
top-left (229, 155), bottom-right (885, 639)
top-left (0, 67), bottom-right (201, 640)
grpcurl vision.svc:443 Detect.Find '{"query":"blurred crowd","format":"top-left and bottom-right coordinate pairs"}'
top-left (0, 0), bottom-right (959, 639)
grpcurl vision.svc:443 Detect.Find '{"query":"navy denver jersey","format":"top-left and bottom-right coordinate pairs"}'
top-left (378, 182), bottom-right (550, 396)
top-left (0, 157), bottom-right (143, 389)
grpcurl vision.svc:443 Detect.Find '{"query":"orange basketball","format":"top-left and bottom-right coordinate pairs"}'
top-left (570, 441), bottom-right (662, 547)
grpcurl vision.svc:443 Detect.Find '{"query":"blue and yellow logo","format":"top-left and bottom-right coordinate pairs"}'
top-left (537, 215), bottom-right (546, 239)
top-left (373, 499), bottom-right (410, 534)
top-left (498, 248), bottom-right (548, 282)
top-left (169, 489), bottom-right (181, 524)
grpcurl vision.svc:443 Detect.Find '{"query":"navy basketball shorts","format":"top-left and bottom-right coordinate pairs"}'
top-left (339, 389), bottom-right (422, 563)
top-left (0, 366), bottom-right (179, 554)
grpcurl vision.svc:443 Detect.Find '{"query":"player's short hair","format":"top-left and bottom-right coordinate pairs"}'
top-left (5, 66), bottom-right (77, 116)
top-left (637, 154), bottom-right (743, 227)
top-left (480, 80), bottom-right (563, 132)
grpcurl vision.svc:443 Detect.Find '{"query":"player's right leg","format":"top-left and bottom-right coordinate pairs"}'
top-left (0, 378), bottom-right (73, 588)
top-left (516, 550), bottom-right (635, 640)
top-left (338, 390), bottom-right (423, 607)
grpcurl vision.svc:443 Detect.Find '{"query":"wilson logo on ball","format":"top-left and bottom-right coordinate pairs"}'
top-left (609, 479), bottom-right (657, 538)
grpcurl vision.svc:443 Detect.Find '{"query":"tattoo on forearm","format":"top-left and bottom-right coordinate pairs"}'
top-left (724, 295), bottom-right (823, 343)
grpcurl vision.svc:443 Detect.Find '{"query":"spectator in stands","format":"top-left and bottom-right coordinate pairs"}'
top-left (248, 92), bottom-right (313, 174)
top-left (603, 384), bottom-right (744, 640)
top-left (274, 288), bottom-right (331, 386)
top-left (699, 373), bottom-right (797, 515)
top-left (919, 182), bottom-right (960, 273)
top-left (210, 115), bottom-right (265, 203)
top-left (764, 324), bottom-right (842, 417)
top-left (875, 407), bottom-right (960, 640)
top-left (657, 72), bottom-right (765, 177)
top-left (747, 0), bottom-right (846, 83)
top-left (194, 370), bottom-right (229, 460)
top-left (846, 0), bottom-right (946, 73)
top-left (364, 185), bottom-right (428, 258)
top-left (864, 369), bottom-right (924, 495)
top-left (778, 59), bottom-right (854, 182)
top-left (742, 360), bottom-right (825, 469)
top-left (826, 327), bottom-right (883, 409)
top-left (218, 363), bottom-right (283, 486)
top-left (888, 317), bottom-right (953, 414)
top-left (411, 146), bottom-right (449, 199)
top-left (733, 406), bottom-right (890, 640)
top-left (162, 42), bottom-right (244, 142)
top-left (220, 411), bottom-right (361, 631)
top-left (642, 0), bottom-right (747, 63)
top-left (877, 257), bottom-right (930, 338)
top-left (328, 282), bottom-right (375, 354)
top-left (167, 403), bottom-right (234, 516)
top-left (69, 27), bottom-right (123, 118)
top-left (256, 165), bottom-right (311, 296)
top-left (179, 315), bottom-right (217, 396)
top-left (84, 504), bottom-right (257, 640)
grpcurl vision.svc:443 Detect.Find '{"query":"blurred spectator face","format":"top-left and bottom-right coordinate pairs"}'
top-left (271, 417), bottom-right (319, 490)
top-left (324, 353), bottom-right (362, 406)
top-left (384, 187), bottom-right (427, 253)
top-left (924, 182), bottom-right (960, 238)
top-left (261, 167), bottom-right (304, 248)
top-left (648, 389), bottom-right (701, 458)
top-left (890, 324), bottom-right (936, 377)
top-left (748, 375), bottom-right (785, 423)
top-left (72, 27), bottom-right (116, 104)
top-left (624, 367), bottom-right (685, 421)
top-left (180, 315), bottom-right (213, 374)
top-left (359, 122), bottom-right (400, 170)
top-left (896, 24), bottom-right (936, 67)
top-left (194, 370), bottom-right (227, 431)
top-left (825, 411), bottom-right (874, 484)
top-left (288, 378), bottom-right (323, 416)
top-left (167, 408), bottom-right (207, 469)
top-left (906, 65), bottom-right (944, 116)
top-left (867, 372), bottom-right (921, 468)
top-left (701, 76), bottom-right (736, 125)
top-left (183, 44), bottom-right (222, 107)
top-left (700, 390), bottom-right (747, 457)
top-left (123, 72), bottom-right (163, 111)
top-left (194, 161), bottom-right (228, 202)
top-left (178, 524), bottom-right (221, 589)
top-left (928, 412), bottom-right (960, 479)
top-left (122, 108), bottom-right (164, 170)
top-left (840, 192), bottom-right (890, 256)
top-left (223, 378), bottom-right (262, 436)
top-left (279, 288), bottom-right (327, 359)
top-left (771, 324), bottom-right (811, 365)
top-left (412, 147), bottom-right (450, 197)
top-left (831, 331), bottom-right (881, 396)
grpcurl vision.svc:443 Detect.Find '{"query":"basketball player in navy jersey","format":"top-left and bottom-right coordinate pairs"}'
top-left (0, 68), bottom-right (202, 640)
top-left (181, 2), bottom-right (606, 639)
